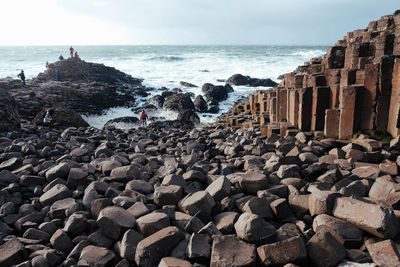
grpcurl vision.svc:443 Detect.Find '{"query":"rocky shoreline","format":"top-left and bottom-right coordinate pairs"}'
top-left (1, 11), bottom-right (400, 267)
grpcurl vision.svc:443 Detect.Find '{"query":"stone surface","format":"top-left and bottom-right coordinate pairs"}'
top-left (97, 206), bottom-right (136, 240)
top-left (234, 212), bottom-right (276, 244)
top-left (179, 191), bottom-right (215, 216)
top-left (78, 245), bottom-right (116, 267)
top-left (0, 238), bottom-right (26, 266)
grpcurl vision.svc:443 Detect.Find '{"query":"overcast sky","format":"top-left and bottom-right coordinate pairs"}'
top-left (1, 0), bottom-right (398, 45)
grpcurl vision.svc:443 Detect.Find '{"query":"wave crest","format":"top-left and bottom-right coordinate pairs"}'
top-left (147, 55), bottom-right (185, 62)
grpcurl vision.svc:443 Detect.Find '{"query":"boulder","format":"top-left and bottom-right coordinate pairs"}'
top-left (136, 212), bottom-right (170, 236)
top-left (104, 116), bottom-right (139, 127)
top-left (39, 184), bottom-right (71, 207)
top-left (163, 93), bottom-right (195, 111)
top-left (0, 88), bottom-right (20, 131)
top-left (120, 229), bottom-right (143, 262)
top-left (177, 109), bottom-right (200, 124)
top-left (187, 233), bottom-right (211, 260)
top-left (257, 236), bottom-right (307, 266)
top-left (0, 238), bottom-right (27, 266)
top-left (158, 257), bottom-right (191, 267)
top-left (332, 197), bottom-right (399, 239)
top-left (97, 206), bottom-right (136, 240)
top-left (154, 185), bottom-right (183, 206)
top-left (234, 213), bottom-right (276, 244)
top-left (205, 176), bottom-right (231, 201)
top-left (180, 81), bottom-right (198, 88)
top-left (238, 171), bottom-right (269, 194)
top-left (179, 191), bottom-right (215, 216)
top-left (135, 226), bottom-right (185, 267)
top-left (78, 245), bottom-right (116, 267)
top-left (194, 95), bottom-right (208, 112)
top-left (367, 239), bottom-right (400, 267)
top-left (202, 83), bottom-right (233, 102)
top-left (226, 74), bottom-right (277, 87)
top-left (214, 212), bottom-right (240, 234)
top-left (210, 235), bottom-right (257, 267)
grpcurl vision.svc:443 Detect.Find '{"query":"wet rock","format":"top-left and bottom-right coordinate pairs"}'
top-left (194, 95), bottom-right (208, 112)
top-left (226, 74), bottom-right (277, 87)
top-left (32, 107), bottom-right (89, 128)
top-left (163, 93), bottom-right (195, 111)
top-left (177, 109), bottom-right (200, 124)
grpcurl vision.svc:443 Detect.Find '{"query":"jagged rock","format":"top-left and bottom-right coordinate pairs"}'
top-left (179, 191), bottom-right (215, 216)
top-left (234, 213), bottom-right (276, 244)
top-left (177, 109), bottom-right (200, 124)
top-left (367, 239), bottom-right (400, 267)
top-left (0, 238), bottom-right (27, 266)
top-left (78, 245), bottom-right (116, 267)
top-left (180, 81), bottom-right (198, 88)
top-left (50, 229), bottom-right (74, 253)
top-left (194, 95), bottom-right (208, 112)
top-left (201, 83), bottom-right (233, 102)
top-left (0, 89), bottom-right (20, 131)
top-left (226, 74), bottom-right (277, 87)
top-left (154, 185), bottom-right (183, 206)
top-left (104, 116), bottom-right (139, 127)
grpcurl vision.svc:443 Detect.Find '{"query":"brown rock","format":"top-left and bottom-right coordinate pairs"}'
top-left (50, 229), bottom-right (74, 253)
top-left (179, 191), bottom-right (215, 216)
top-left (241, 197), bottom-right (274, 219)
top-left (49, 198), bottom-right (78, 219)
top-left (135, 226), bottom-right (185, 267)
top-left (187, 233), bottom-right (211, 260)
top-left (308, 190), bottom-right (340, 216)
top-left (234, 212), bottom-right (276, 244)
top-left (120, 229), bottom-right (143, 261)
top-left (238, 170), bottom-right (269, 194)
top-left (367, 239), bottom-right (400, 267)
top-left (78, 245), bottom-right (116, 267)
top-left (158, 257), bottom-right (191, 267)
top-left (39, 184), bottom-right (71, 207)
top-left (214, 212), bottom-right (240, 234)
top-left (210, 235), bottom-right (257, 267)
top-left (136, 212), bottom-right (170, 236)
top-left (205, 176), bottom-right (231, 201)
top-left (97, 206), bottom-right (136, 240)
top-left (257, 236), bottom-right (307, 266)
top-left (306, 229), bottom-right (346, 267)
top-left (332, 197), bottom-right (399, 239)
top-left (154, 185), bottom-right (183, 207)
top-left (0, 238), bottom-right (26, 266)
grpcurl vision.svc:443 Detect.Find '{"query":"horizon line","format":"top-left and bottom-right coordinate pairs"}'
top-left (0, 44), bottom-right (331, 47)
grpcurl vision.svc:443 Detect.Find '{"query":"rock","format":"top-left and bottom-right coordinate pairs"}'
top-left (194, 95), bottom-right (208, 112)
top-left (187, 233), bottom-right (211, 260)
top-left (308, 190), bottom-right (340, 216)
top-left (32, 107), bottom-right (89, 127)
top-left (0, 169), bottom-right (18, 186)
top-left (39, 184), bottom-right (71, 207)
top-left (226, 74), bottom-right (278, 87)
top-left (180, 81), bottom-right (198, 88)
top-left (270, 198), bottom-right (293, 220)
top-left (205, 176), bottom-right (231, 201)
top-left (352, 165), bottom-right (380, 178)
top-left (120, 229), bottom-right (143, 262)
top-left (312, 214), bottom-right (363, 245)
top-left (104, 116), bottom-right (139, 127)
top-left (368, 177), bottom-right (400, 199)
top-left (45, 162), bottom-right (71, 182)
top-left (136, 212), bottom-right (170, 236)
top-left (126, 180), bottom-right (153, 195)
top-left (202, 84), bottom-right (233, 102)
top-left (241, 197), bottom-right (274, 219)
top-left (239, 171), bottom-right (269, 194)
top-left (366, 239), bottom-right (400, 267)
top-left (306, 229), bottom-right (346, 267)
top-left (63, 212), bottom-right (87, 237)
top-left (179, 191), bottom-right (215, 216)
top-left (78, 245), bottom-right (116, 267)
top-left (158, 257), bottom-right (191, 267)
top-left (210, 235), bottom-right (257, 267)
top-left (110, 165), bottom-right (141, 182)
top-left (0, 238), bottom-right (26, 266)
top-left (234, 212), bottom-right (276, 244)
top-left (154, 185), bottom-right (183, 206)
top-left (214, 212), bottom-right (240, 234)
top-left (163, 93), bottom-right (195, 111)
top-left (257, 236), bottom-right (307, 266)
top-left (0, 88), bottom-right (21, 131)
top-left (97, 206), bottom-right (136, 240)
top-left (332, 197), bottom-right (399, 239)
top-left (277, 164), bottom-right (301, 179)
top-left (177, 109), bottom-right (200, 124)
top-left (135, 226), bottom-right (185, 267)
top-left (50, 229), bottom-right (74, 253)
top-left (23, 228), bottom-right (51, 242)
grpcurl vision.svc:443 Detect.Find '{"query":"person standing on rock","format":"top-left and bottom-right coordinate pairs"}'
top-left (56, 70), bottom-right (61, 81)
top-left (17, 70), bottom-right (26, 87)
top-left (43, 108), bottom-right (53, 126)
top-left (70, 46), bottom-right (74, 58)
top-left (59, 55), bottom-right (64, 60)
top-left (140, 110), bottom-right (148, 127)
top-left (74, 51), bottom-right (79, 58)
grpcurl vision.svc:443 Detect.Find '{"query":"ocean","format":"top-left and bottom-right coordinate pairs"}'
top-left (0, 45), bottom-right (327, 128)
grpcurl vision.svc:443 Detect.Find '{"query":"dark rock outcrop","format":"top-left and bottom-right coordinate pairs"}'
top-left (180, 81), bottom-right (198, 88)
top-left (194, 95), bottom-right (208, 113)
top-left (163, 93), bottom-right (195, 112)
top-left (32, 107), bottom-right (89, 127)
top-left (177, 109), bottom-right (200, 124)
top-left (104, 117), bottom-right (139, 127)
top-left (226, 74), bottom-right (278, 87)
top-left (201, 83), bottom-right (233, 103)
top-left (0, 89), bottom-right (21, 131)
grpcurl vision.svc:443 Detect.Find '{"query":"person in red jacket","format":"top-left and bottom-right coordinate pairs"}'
top-left (140, 110), bottom-right (148, 127)
top-left (74, 51), bottom-right (79, 58)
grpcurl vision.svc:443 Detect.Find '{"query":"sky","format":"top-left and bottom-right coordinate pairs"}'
top-left (0, 0), bottom-right (399, 46)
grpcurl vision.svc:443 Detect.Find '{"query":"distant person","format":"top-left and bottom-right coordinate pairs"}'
top-left (46, 61), bottom-right (49, 68)
top-left (70, 46), bottom-right (74, 58)
top-left (140, 110), bottom-right (148, 127)
top-left (56, 70), bottom-right (61, 81)
top-left (74, 51), bottom-right (79, 58)
top-left (59, 55), bottom-right (64, 60)
top-left (17, 70), bottom-right (26, 87)
top-left (43, 108), bottom-right (53, 126)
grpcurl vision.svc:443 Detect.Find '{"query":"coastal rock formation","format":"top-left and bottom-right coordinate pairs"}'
top-left (32, 107), bottom-right (89, 128)
top-left (0, 89), bottom-right (21, 131)
top-left (1, 58), bottom-right (145, 120)
top-left (201, 83), bottom-right (233, 103)
top-left (163, 93), bottom-right (195, 111)
top-left (222, 10), bottom-right (400, 139)
top-left (227, 73), bottom-right (278, 87)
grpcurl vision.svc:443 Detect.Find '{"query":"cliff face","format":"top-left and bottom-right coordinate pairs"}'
top-left (224, 11), bottom-right (400, 139)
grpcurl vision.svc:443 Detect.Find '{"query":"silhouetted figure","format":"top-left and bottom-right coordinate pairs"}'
top-left (18, 70), bottom-right (26, 87)
top-left (59, 55), bottom-right (64, 60)
top-left (140, 110), bottom-right (148, 127)
top-left (56, 70), bottom-right (61, 81)
top-left (46, 61), bottom-right (49, 68)
top-left (70, 46), bottom-right (74, 58)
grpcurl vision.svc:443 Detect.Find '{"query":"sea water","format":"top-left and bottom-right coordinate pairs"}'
top-left (0, 45), bottom-right (326, 128)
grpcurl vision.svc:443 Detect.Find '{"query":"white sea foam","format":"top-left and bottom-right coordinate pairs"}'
top-left (0, 45), bottom-right (327, 128)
